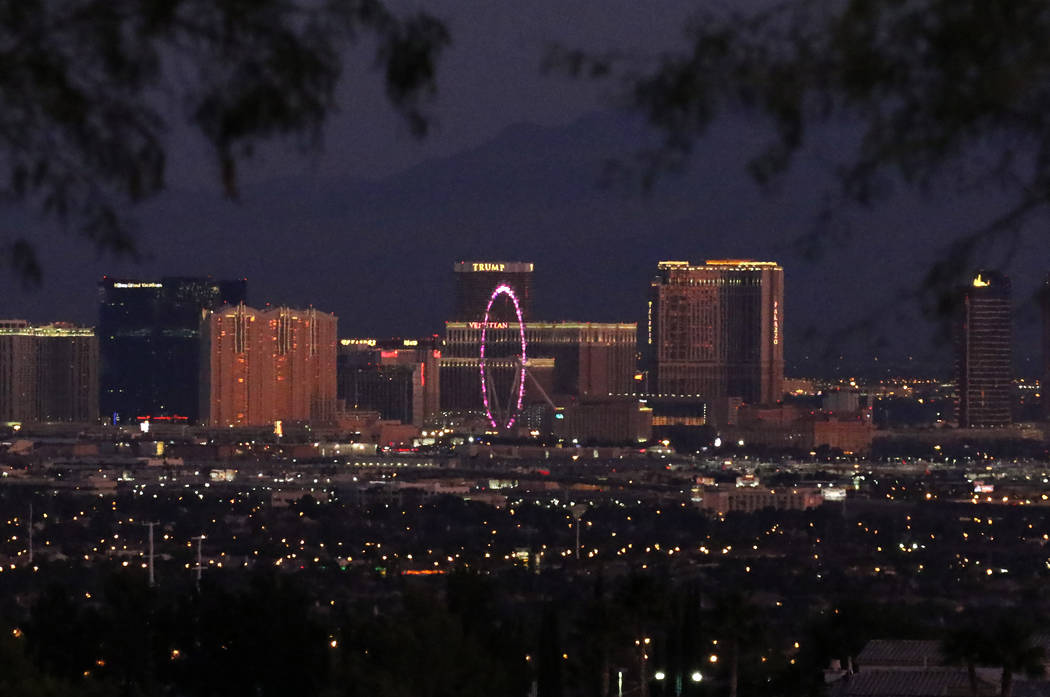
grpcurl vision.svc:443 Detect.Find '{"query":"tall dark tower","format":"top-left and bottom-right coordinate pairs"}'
top-left (957, 271), bottom-right (1012, 428)
top-left (1043, 274), bottom-right (1050, 421)
top-left (452, 261), bottom-right (533, 323)
top-left (99, 277), bottom-right (246, 423)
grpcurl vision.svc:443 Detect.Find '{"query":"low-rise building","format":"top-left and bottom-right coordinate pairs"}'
top-left (696, 483), bottom-right (824, 515)
top-left (554, 398), bottom-right (652, 444)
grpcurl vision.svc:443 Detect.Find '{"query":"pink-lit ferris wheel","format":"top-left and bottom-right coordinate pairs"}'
top-left (479, 284), bottom-right (527, 429)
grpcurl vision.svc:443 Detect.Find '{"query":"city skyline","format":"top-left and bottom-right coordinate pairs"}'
top-left (10, 257), bottom-right (1042, 437)
top-left (0, 0), bottom-right (1049, 379)
top-left (2, 109), bottom-right (1049, 377)
top-left (7, 249), bottom-right (1050, 381)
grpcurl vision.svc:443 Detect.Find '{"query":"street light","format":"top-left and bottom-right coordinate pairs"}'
top-left (570, 504), bottom-right (587, 561)
top-left (654, 671), bottom-right (666, 681)
top-left (690, 671), bottom-right (703, 682)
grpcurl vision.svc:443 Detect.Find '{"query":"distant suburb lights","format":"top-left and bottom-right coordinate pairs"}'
top-left (479, 284), bottom-right (527, 430)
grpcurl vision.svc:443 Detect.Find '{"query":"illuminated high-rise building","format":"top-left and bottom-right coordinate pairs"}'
top-left (453, 261), bottom-right (533, 322)
top-left (0, 320), bottom-right (98, 423)
top-left (958, 271), bottom-right (1012, 428)
top-left (201, 305), bottom-right (337, 427)
top-left (99, 277), bottom-right (246, 423)
top-left (648, 260), bottom-right (784, 405)
top-left (337, 337), bottom-right (441, 425)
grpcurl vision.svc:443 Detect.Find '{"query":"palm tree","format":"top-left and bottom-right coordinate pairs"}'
top-left (942, 622), bottom-right (986, 697)
top-left (537, 604), bottom-right (564, 697)
top-left (612, 573), bottom-right (671, 697)
top-left (986, 615), bottom-right (1045, 697)
top-left (944, 611), bottom-right (1046, 697)
top-left (575, 585), bottom-right (619, 697)
top-left (710, 592), bottom-right (762, 697)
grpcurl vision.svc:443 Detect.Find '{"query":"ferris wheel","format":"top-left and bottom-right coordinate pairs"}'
top-left (479, 284), bottom-right (527, 429)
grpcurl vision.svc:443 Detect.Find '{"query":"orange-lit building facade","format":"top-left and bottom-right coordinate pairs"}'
top-left (649, 260), bottom-right (784, 405)
top-left (201, 305), bottom-right (337, 427)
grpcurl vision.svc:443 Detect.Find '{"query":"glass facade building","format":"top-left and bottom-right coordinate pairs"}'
top-left (99, 277), bottom-right (246, 423)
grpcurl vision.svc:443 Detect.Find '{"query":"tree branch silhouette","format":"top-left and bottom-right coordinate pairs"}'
top-left (0, 0), bottom-right (449, 282)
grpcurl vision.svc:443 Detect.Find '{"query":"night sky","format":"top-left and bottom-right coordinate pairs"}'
top-left (2, 1), bottom-right (1048, 377)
